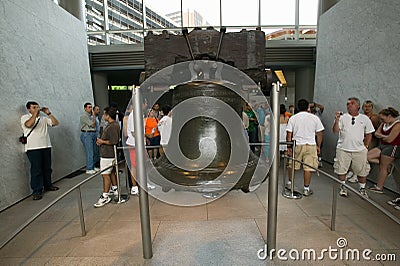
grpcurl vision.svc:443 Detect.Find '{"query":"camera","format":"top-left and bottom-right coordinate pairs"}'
top-left (19, 135), bottom-right (27, 144)
top-left (339, 112), bottom-right (343, 116)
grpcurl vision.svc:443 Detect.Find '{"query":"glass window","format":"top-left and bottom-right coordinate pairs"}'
top-left (144, 0), bottom-right (184, 27)
top-left (261, 0), bottom-right (296, 26)
top-left (181, 0), bottom-right (220, 27)
top-left (221, 0), bottom-right (258, 27)
top-left (299, 0), bottom-right (318, 25)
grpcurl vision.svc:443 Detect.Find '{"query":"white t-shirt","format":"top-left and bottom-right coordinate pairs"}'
top-left (286, 111), bottom-right (324, 145)
top-left (336, 113), bottom-right (375, 152)
top-left (126, 112), bottom-right (147, 147)
top-left (158, 115), bottom-right (172, 146)
top-left (21, 114), bottom-right (53, 152)
top-left (264, 114), bottom-right (271, 135)
top-left (126, 112), bottom-right (136, 146)
top-left (242, 112), bottom-right (249, 129)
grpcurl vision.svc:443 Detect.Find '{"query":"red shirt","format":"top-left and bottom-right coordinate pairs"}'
top-left (381, 121), bottom-right (400, 146)
top-left (145, 117), bottom-right (160, 137)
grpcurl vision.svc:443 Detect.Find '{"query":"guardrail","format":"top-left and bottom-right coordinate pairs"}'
top-left (280, 153), bottom-right (400, 230)
top-left (2, 140), bottom-right (399, 250)
top-left (0, 148), bottom-right (126, 250)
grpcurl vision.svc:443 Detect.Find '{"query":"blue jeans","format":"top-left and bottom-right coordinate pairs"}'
top-left (264, 134), bottom-right (270, 157)
top-left (80, 132), bottom-right (97, 170)
top-left (248, 129), bottom-right (257, 152)
top-left (94, 141), bottom-right (100, 165)
top-left (26, 148), bottom-right (52, 195)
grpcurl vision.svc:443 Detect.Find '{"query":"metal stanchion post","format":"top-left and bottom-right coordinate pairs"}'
top-left (282, 140), bottom-right (302, 199)
top-left (331, 183), bottom-right (338, 231)
top-left (133, 86), bottom-right (153, 259)
top-left (76, 187), bottom-right (86, 236)
top-left (112, 145), bottom-right (128, 204)
top-left (282, 153), bottom-right (287, 192)
top-left (267, 82), bottom-right (280, 257)
top-left (125, 163), bottom-right (130, 194)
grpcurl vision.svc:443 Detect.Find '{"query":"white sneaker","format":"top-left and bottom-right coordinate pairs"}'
top-left (339, 185), bottom-right (348, 197)
top-left (387, 197), bottom-right (400, 206)
top-left (318, 158), bottom-right (323, 168)
top-left (359, 188), bottom-right (368, 198)
top-left (108, 187), bottom-right (118, 197)
top-left (347, 175), bottom-right (358, 183)
top-left (94, 167), bottom-right (100, 172)
top-left (131, 186), bottom-right (139, 195)
top-left (86, 170), bottom-right (97, 174)
top-left (285, 181), bottom-right (292, 189)
top-left (147, 183), bottom-right (156, 190)
top-left (94, 195), bottom-right (111, 207)
top-left (303, 189), bottom-right (313, 197)
top-left (346, 171), bottom-right (354, 179)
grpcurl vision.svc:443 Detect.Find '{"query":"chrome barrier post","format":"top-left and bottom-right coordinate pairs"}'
top-left (331, 182), bottom-right (338, 231)
top-left (282, 152), bottom-right (287, 192)
top-left (282, 140), bottom-right (302, 199)
top-left (133, 86), bottom-right (153, 259)
top-left (267, 82), bottom-right (280, 257)
top-left (125, 162), bottom-right (130, 194)
top-left (113, 145), bottom-right (128, 204)
top-left (76, 186), bottom-right (86, 236)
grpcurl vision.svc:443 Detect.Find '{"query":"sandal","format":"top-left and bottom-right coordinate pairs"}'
top-left (368, 185), bottom-right (383, 194)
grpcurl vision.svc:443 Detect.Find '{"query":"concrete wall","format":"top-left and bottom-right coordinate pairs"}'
top-left (314, 0), bottom-right (400, 191)
top-left (295, 67), bottom-right (315, 104)
top-left (0, 0), bottom-right (93, 210)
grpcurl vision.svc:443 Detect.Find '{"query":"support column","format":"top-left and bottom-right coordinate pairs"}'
top-left (295, 67), bottom-right (315, 104)
top-left (59, 0), bottom-right (85, 22)
top-left (295, 0), bottom-right (299, 40)
top-left (92, 72), bottom-right (109, 111)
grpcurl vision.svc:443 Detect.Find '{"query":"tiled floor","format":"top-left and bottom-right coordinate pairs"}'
top-left (0, 164), bottom-right (399, 265)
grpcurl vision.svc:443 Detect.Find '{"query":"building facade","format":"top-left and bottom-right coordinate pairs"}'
top-left (85, 0), bottom-right (179, 45)
top-left (166, 9), bottom-right (210, 28)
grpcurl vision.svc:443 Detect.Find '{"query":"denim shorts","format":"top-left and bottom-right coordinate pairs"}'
top-left (380, 144), bottom-right (400, 159)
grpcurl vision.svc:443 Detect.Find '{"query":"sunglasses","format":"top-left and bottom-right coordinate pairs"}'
top-left (351, 117), bottom-right (355, 125)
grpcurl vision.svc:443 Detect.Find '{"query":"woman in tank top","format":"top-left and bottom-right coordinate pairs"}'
top-left (367, 107), bottom-right (400, 193)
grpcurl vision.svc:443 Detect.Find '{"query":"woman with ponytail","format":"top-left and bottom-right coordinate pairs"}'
top-left (367, 107), bottom-right (400, 194)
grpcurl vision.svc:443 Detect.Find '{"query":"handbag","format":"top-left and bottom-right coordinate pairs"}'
top-left (19, 118), bottom-right (40, 144)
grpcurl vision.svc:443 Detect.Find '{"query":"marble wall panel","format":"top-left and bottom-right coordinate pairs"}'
top-left (0, 0), bottom-right (93, 210)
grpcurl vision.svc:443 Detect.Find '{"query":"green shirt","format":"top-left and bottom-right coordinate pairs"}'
top-left (244, 110), bottom-right (256, 132)
top-left (80, 112), bottom-right (95, 131)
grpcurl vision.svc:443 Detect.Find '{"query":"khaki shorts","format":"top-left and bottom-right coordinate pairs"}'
top-left (288, 144), bottom-right (318, 171)
top-left (333, 148), bottom-right (370, 176)
top-left (100, 158), bottom-right (115, 174)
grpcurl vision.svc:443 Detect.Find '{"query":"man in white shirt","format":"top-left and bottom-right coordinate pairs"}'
top-left (125, 102), bottom-right (156, 196)
top-left (286, 99), bottom-right (325, 196)
top-left (158, 105), bottom-right (172, 149)
top-left (21, 101), bottom-right (59, 200)
top-left (333, 97), bottom-right (375, 198)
